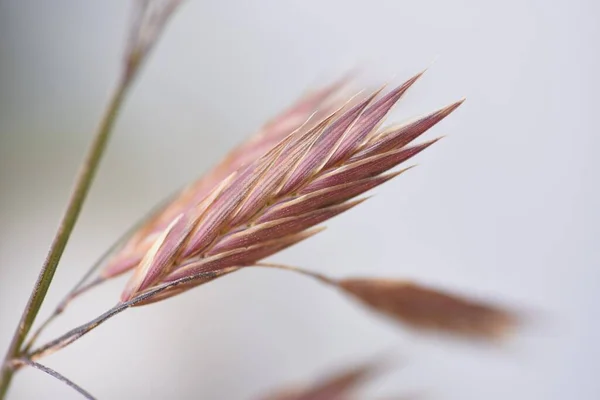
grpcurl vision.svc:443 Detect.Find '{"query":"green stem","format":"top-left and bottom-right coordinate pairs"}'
top-left (0, 78), bottom-right (131, 399)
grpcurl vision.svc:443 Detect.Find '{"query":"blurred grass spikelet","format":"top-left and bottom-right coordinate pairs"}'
top-left (118, 71), bottom-right (465, 303)
top-left (338, 278), bottom-right (516, 339)
top-left (259, 360), bottom-right (380, 400)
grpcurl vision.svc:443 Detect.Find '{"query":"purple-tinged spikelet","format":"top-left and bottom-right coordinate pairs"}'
top-left (119, 71), bottom-right (464, 303)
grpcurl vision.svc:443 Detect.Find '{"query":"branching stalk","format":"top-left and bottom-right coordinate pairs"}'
top-left (28, 269), bottom-right (235, 360)
top-left (27, 264), bottom-right (335, 360)
top-left (23, 190), bottom-right (179, 353)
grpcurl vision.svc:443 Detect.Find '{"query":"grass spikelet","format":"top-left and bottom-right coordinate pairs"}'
top-left (119, 71), bottom-right (463, 303)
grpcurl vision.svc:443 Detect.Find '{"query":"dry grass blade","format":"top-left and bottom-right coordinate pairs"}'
top-left (117, 71), bottom-right (463, 303)
top-left (339, 279), bottom-right (516, 339)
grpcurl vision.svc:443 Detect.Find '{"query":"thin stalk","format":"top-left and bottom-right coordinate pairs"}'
top-left (254, 262), bottom-right (339, 287)
top-left (0, 3), bottom-right (183, 396)
top-left (0, 78), bottom-right (132, 399)
top-left (12, 359), bottom-right (95, 400)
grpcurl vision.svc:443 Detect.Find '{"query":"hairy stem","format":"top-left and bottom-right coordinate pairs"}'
top-left (0, 79), bottom-right (131, 399)
top-left (12, 359), bottom-right (95, 400)
top-left (22, 278), bottom-right (105, 354)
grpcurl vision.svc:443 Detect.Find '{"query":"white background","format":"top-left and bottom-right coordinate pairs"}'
top-left (0, 0), bottom-right (598, 399)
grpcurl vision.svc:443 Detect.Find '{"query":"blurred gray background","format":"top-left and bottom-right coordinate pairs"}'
top-left (0, 0), bottom-right (598, 399)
